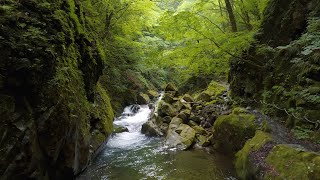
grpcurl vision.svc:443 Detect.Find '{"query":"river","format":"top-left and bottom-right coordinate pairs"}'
top-left (78, 96), bottom-right (236, 180)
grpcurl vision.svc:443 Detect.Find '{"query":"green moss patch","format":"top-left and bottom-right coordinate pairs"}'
top-left (212, 111), bottom-right (258, 154)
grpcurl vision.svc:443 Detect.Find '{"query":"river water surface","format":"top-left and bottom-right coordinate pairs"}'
top-left (79, 98), bottom-right (235, 180)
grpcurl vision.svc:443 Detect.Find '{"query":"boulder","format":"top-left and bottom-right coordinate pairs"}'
top-left (165, 123), bottom-right (196, 150)
top-left (158, 101), bottom-right (177, 117)
top-left (165, 82), bottom-right (178, 92)
top-left (212, 111), bottom-right (258, 154)
top-left (196, 134), bottom-right (211, 147)
top-left (182, 94), bottom-right (194, 102)
top-left (137, 93), bottom-right (150, 105)
top-left (113, 125), bottom-right (129, 133)
top-left (141, 120), bottom-right (163, 137)
top-left (147, 90), bottom-right (159, 99)
top-left (162, 93), bottom-right (174, 104)
top-left (236, 130), bottom-right (320, 179)
top-left (192, 125), bottom-right (207, 135)
top-left (235, 130), bottom-right (274, 179)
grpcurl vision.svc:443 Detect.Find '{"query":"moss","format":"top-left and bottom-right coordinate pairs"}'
top-left (212, 111), bottom-right (258, 154)
top-left (91, 83), bottom-right (114, 136)
top-left (235, 130), bottom-right (273, 179)
top-left (194, 81), bottom-right (226, 102)
top-left (232, 107), bottom-right (249, 115)
top-left (265, 144), bottom-right (320, 179)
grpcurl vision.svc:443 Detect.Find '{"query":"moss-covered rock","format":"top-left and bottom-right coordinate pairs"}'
top-left (212, 111), bottom-right (258, 154)
top-left (162, 93), bottom-right (174, 104)
top-left (137, 93), bottom-right (150, 105)
top-left (113, 125), bottom-right (129, 134)
top-left (195, 81), bottom-right (226, 102)
top-left (264, 144), bottom-right (320, 179)
top-left (235, 130), bottom-right (274, 179)
top-left (165, 123), bottom-right (196, 150)
top-left (158, 101), bottom-right (177, 117)
top-left (147, 90), bottom-right (159, 100)
top-left (141, 120), bottom-right (163, 137)
top-left (165, 82), bottom-right (178, 92)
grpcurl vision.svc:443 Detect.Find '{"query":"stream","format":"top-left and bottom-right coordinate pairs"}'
top-left (78, 97), bottom-right (236, 180)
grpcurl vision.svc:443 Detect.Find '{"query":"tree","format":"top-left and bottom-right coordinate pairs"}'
top-left (224, 0), bottom-right (238, 32)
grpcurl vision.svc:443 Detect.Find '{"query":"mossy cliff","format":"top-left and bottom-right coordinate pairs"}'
top-left (0, 0), bottom-right (114, 179)
top-left (229, 0), bottom-right (320, 128)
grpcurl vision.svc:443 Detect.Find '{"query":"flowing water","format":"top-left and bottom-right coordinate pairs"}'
top-left (78, 97), bottom-right (236, 180)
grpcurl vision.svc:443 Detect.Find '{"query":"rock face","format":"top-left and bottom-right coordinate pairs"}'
top-left (229, 0), bottom-right (320, 128)
top-left (0, 1), bottom-right (114, 179)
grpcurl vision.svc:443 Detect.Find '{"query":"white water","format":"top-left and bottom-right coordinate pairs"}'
top-left (107, 105), bottom-right (152, 150)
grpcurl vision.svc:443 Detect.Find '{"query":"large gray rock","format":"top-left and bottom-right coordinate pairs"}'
top-left (141, 120), bottom-right (163, 137)
top-left (165, 118), bottom-right (196, 150)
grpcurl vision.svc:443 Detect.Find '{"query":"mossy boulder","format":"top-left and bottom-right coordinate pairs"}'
top-left (165, 123), bottom-right (196, 150)
top-left (162, 93), bottom-right (174, 104)
top-left (158, 101), bottom-right (177, 117)
top-left (235, 130), bottom-right (274, 179)
top-left (147, 90), bottom-right (159, 99)
top-left (113, 125), bottom-right (129, 133)
top-left (182, 94), bottom-right (194, 102)
top-left (195, 81), bottom-right (226, 102)
top-left (212, 111), bottom-right (258, 154)
top-left (264, 145), bottom-right (320, 179)
top-left (165, 82), bottom-right (178, 92)
top-left (141, 120), bottom-right (163, 137)
top-left (137, 93), bottom-right (150, 105)
top-left (196, 134), bottom-right (211, 147)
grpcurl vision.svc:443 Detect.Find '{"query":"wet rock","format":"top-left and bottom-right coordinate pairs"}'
top-left (141, 120), bottom-right (163, 137)
top-left (113, 125), bottom-right (129, 133)
top-left (137, 93), bottom-right (150, 105)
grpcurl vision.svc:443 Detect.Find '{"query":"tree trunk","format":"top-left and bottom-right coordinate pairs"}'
top-left (224, 0), bottom-right (237, 32)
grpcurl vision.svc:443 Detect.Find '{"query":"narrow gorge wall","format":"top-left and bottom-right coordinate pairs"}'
top-left (229, 0), bottom-right (320, 128)
top-left (0, 0), bottom-right (114, 179)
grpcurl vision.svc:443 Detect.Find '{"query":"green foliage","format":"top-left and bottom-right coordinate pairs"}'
top-left (292, 126), bottom-right (313, 140)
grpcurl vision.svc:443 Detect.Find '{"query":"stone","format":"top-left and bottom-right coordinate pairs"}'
top-left (162, 93), bottom-right (174, 103)
top-left (113, 125), bottom-right (129, 133)
top-left (165, 82), bottom-right (178, 92)
top-left (212, 111), bottom-right (258, 154)
top-left (158, 101), bottom-right (177, 117)
top-left (182, 94), bottom-right (194, 102)
top-left (147, 90), bottom-right (159, 99)
top-left (192, 125), bottom-right (207, 135)
top-left (165, 123), bottom-right (196, 150)
top-left (137, 93), bottom-right (150, 105)
top-left (196, 135), bottom-right (211, 147)
top-left (141, 120), bottom-right (163, 137)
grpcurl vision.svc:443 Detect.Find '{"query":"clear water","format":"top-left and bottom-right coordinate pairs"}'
top-left (78, 100), bottom-right (236, 180)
